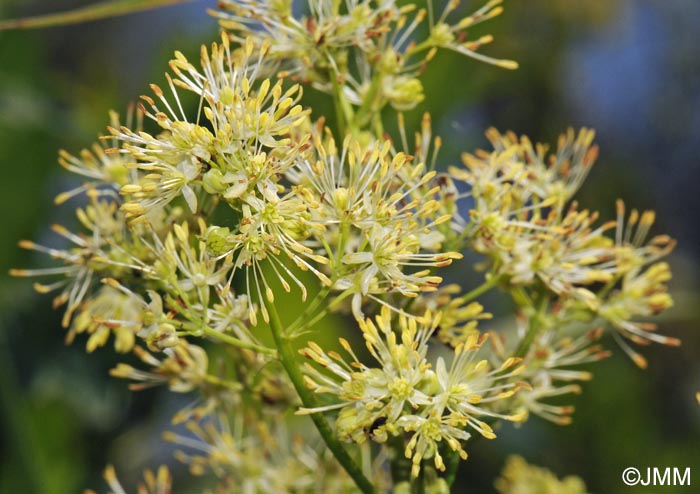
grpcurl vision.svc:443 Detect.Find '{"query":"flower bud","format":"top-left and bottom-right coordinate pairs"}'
top-left (202, 168), bottom-right (227, 194)
top-left (146, 322), bottom-right (179, 352)
top-left (429, 23), bottom-right (455, 46)
top-left (426, 479), bottom-right (450, 494)
top-left (384, 76), bottom-right (425, 111)
top-left (394, 482), bottom-right (411, 494)
top-left (204, 226), bottom-right (234, 256)
top-left (380, 48), bottom-right (402, 75)
top-left (333, 187), bottom-right (349, 212)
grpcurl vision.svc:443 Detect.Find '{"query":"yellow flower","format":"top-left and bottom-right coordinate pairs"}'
top-left (301, 310), bottom-right (527, 476)
top-left (55, 108), bottom-right (138, 205)
top-left (10, 199), bottom-right (141, 327)
top-left (112, 34), bottom-right (311, 224)
top-left (92, 464), bottom-right (173, 494)
top-left (495, 456), bottom-right (587, 494)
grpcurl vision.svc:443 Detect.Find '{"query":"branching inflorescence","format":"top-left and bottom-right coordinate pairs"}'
top-left (11, 1), bottom-right (679, 493)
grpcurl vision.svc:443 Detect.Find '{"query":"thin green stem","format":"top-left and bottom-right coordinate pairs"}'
top-left (300, 289), bottom-right (352, 331)
top-left (287, 285), bottom-right (331, 334)
top-left (405, 39), bottom-right (435, 58)
top-left (513, 294), bottom-right (548, 359)
top-left (0, 0), bottom-right (194, 31)
top-left (413, 465), bottom-right (426, 494)
top-left (265, 301), bottom-right (376, 494)
top-left (597, 273), bottom-right (622, 299)
top-left (511, 286), bottom-right (533, 308)
top-left (332, 85), bottom-right (348, 136)
top-left (443, 225), bottom-right (473, 253)
top-left (444, 448), bottom-right (461, 486)
top-left (199, 326), bottom-right (278, 357)
top-left (388, 434), bottom-right (411, 487)
top-left (354, 71), bottom-right (383, 130)
top-left (330, 69), bottom-right (354, 136)
top-left (461, 274), bottom-right (502, 304)
top-left (372, 112), bottom-right (385, 139)
top-left (201, 373), bottom-right (242, 392)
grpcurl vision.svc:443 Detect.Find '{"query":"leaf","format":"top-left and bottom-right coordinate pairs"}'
top-left (0, 0), bottom-right (197, 31)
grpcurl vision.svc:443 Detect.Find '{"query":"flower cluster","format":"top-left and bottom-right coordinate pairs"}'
top-left (290, 127), bottom-right (463, 319)
top-left (450, 128), bottom-right (608, 291)
top-left (495, 455), bottom-right (587, 494)
top-left (163, 412), bottom-right (361, 493)
top-left (86, 465), bottom-right (173, 494)
top-left (448, 127), bottom-right (678, 363)
top-left (11, 1), bottom-right (681, 493)
top-left (301, 308), bottom-right (527, 476)
top-left (492, 321), bottom-right (611, 425)
top-left (215, 0), bottom-right (516, 115)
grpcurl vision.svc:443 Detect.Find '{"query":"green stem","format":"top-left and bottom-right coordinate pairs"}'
top-left (332, 87), bottom-right (348, 136)
top-left (443, 223), bottom-right (474, 253)
top-left (355, 71), bottom-right (384, 130)
top-left (308, 291), bottom-right (353, 327)
top-left (372, 112), bottom-right (385, 139)
top-left (199, 326), bottom-right (277, 357)
top-left (265, 301), bottom-right (376, 494)
top-left (405, 39), bottom-right (435, 58)
top-left (510, 286), bottom-right (533, 308)
top-left (330, 69), bottom-right (354, 136)
top-left (444, 448), bottom-right (461, 486)
top-left (597, 273), bottom-right (622, 299)
top-left (413, 465), bottom-right (426, 494)
top-left (461, 274), bottom-right (502, 304)
top-left (513, 294), bottom-right (548, 359)
top-left (388, 434), bottom-right (411, 487)
top-left (0, 0), bottom-right (193, 31)
top-left (287, 285), bottom-right (331, 334)
top-left (202, 373), bottom-right (242, 392)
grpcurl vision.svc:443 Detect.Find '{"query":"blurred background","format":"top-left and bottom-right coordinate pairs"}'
top-left (0, 1), bottom-right (698, 493)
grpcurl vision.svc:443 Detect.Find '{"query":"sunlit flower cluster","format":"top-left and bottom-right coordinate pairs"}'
top-left (290, 127), bottom-right (462, 318)
top-left (301, 308), bottom-right (527, 476)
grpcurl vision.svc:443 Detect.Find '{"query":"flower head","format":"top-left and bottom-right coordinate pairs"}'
top-left (596, 201), bottom-right (678, 367)
top-left (163, 413), bottom-right (358, 493)
top-left (291, 129), bottom-right (461, 318)
top-left (215, 0), bottom-right (516, 112)
top-left (112, 34), bottom-right (311, 224)
top-left (510, 325), bottom-right (610, 424)
top-left (495, 456), bottom-right (587, 494)
top-left (10, 199), bottom-right (138, 327)
top-left (301, 307), bottom-right (436, 440)
top-left (411, 284), bottom-right (493, 347)
top-left (55, 108), bottom-right (141, 205)
top-left (301, 309), bottom-right (527, 475)
top-left (87, 464), bottom-right (172, 494)
top-left (599, 261), bottom-right (678, 368)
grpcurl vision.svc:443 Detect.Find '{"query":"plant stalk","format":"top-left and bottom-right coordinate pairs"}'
top-left (513, 294), bottom-right (549, 358)
top-left (265, 300), bottom-right (376, 494)
top-left (199, 326), bottom-right (277, 357)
